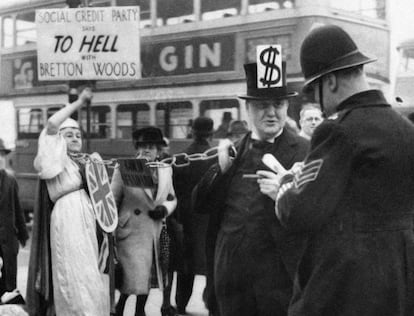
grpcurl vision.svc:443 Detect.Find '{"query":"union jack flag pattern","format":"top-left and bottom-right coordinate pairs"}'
top-left (86, 153), bottom-right (118, 233)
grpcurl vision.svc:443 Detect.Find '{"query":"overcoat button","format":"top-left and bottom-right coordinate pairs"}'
top-left (134, 209), bottom-right (141, 215)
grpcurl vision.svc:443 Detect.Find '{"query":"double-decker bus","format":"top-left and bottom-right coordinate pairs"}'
top-left (394, 38), bottom-right (414, 116)
top-left (0, 0), bottom-right (391, 213)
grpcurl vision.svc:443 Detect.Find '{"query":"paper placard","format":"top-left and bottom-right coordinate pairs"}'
top-left (36, 6), bottom-right (141, 80)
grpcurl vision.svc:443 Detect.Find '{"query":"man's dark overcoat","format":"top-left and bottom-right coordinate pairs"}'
top-left (0, 169), bottom-right (28, 292)
top-left (173, 138), bottom-right (214, 275)
top-left (193, 129), bottom-right (309, 316)
top-left (277, 90), bottom-right (414, 316)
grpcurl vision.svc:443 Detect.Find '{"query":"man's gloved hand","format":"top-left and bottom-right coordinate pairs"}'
top-left (148, 205), bottom-right (168, 220)
top-left (218, 139), bottom-right (235, 174)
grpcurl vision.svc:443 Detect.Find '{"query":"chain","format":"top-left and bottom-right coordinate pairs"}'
top-left (69, 145), bottom-right (237, 169)
top-left (69, 153), bottom-right (120, 169)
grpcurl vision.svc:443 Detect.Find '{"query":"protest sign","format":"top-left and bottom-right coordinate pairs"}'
top-left (36, 6), bottom-right (140, 80)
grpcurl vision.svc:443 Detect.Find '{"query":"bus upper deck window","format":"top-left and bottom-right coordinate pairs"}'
top-left (16, 11), bottom-right (36, 46)
top-left (116, 104), bottom-right (150, 139)
top-left (2, 16), bottom-right (14, 48)
top-left (80, 106), bottom-right (111, 139)
top-left (17, 108), bottom-right (43, 139)
top-left (156, 102), bottom-right (193, 139)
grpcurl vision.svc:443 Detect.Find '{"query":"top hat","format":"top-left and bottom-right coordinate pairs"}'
top-left (192, 117), bottom-right (214, 137)
top-left (132, 127), bottom-right (167, 148)
top-left (0, 139), bottom-right (11, 154)
top-left (239, 62), bottom-right (298, 100)
top-left (300, 24), bottom-right (376, 92)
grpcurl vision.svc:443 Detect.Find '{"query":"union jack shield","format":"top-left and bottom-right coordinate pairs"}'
top-left (86, 152), bottom-right (118, 233)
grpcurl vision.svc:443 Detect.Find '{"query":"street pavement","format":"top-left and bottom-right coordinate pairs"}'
top-left (17, 233), bottom-right (209, 316)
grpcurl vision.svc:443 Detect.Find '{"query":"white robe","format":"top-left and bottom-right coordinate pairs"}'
top-left (34, 130), bottom-right (109, 316)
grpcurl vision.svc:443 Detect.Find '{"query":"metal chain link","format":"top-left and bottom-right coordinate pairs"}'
top-left (69, 145), bottom-right (237, 169)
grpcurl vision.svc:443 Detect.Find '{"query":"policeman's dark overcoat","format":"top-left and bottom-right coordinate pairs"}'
top-left (0, 169), bottom-right (28, 292)
top-left (277, 90), bottom-right (414, 316)
top-left (193, 129), bottom-right (309, 315)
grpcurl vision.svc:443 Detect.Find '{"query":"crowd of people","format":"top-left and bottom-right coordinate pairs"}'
top-left (0, 24), bottom-right (413, 316)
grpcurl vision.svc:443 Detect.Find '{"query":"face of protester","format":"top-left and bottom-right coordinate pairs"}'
top-left (247, 99), bottom-right (288, 140)
top-left (61, 127), bottom-right (82, 153)
top-left (300, 108), bottom-right (323, 137)
top-left (136, 143), bottom-right (159, 162)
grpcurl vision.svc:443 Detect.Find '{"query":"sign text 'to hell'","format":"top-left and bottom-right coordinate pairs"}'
top-left (36, 7), bottom-right (141, 81)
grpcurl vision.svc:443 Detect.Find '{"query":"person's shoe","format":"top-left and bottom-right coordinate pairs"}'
top-left (161, 305), bottom-right (177, 316)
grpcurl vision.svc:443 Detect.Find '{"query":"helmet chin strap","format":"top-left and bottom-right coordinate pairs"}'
top-left (318, 77), bottom-right (325, 114)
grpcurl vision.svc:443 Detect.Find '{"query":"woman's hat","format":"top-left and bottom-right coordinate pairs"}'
top-left (59, 118), bottom-right (80, 131)
top-left (192, 117), bottom-right (214, 137)
top-left (0, 139), bottom-right (11, 154)
top-left (239, 62), bottom-right (298, 100)
top-left (132, 127), bottom-right (167, 147)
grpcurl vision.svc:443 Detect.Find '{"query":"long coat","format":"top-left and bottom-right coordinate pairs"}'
top-left (111, 165), bottom-right (177, 295)
top-left (0, 169), bottom-right (28, 292)
top-left (193, 130), bottom-right (309, 315)
top-left (173, 138), bottom-right (214, 274)
top-left (277, 90), bottom-right (414, 316)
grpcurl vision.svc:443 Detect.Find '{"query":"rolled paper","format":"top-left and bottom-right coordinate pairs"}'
top-left (262, 153), bottom-right (287, 174)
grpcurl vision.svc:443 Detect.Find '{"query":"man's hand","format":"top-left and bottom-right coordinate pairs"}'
top-left (257, 170), bottom-right (283, 201)
top-left (218, 139), bottom-right (235, 174)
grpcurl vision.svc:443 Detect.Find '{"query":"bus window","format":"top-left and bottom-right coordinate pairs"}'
top-left (248, 0), bottom-right (294, 13)
top-left (2, 16), bottom-right (14, 48)
top-left (16, 11), bottom-right (36, 46)
top-left (156, 102), bottom-right (193, 139)
top-left (80, 106), bottom-right (111, 138)
top-left (202, 0), bottom-right (240, 20)
top-left (17, 108), bottom-right (43, 139)
top-left (47, 107), bottom-right (62, 118)
top-left (330, 0), bottom-right (386, 19)
top-left (116, 103), bottom-right (150, 139)
top-left (200, 99), bottom-right (240, 138)
top-left (159, 0), bottom-right (194, 25)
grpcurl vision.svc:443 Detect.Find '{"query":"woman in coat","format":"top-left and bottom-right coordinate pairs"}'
top-left (112, 126), bottom-right (177, 316)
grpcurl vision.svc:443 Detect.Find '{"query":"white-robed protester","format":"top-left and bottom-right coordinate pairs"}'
top-left (32, 88), bottom-right (110, 316)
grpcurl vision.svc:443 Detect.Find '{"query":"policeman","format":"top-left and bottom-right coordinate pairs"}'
top-left (193, 61), bottom-right (309, 316)
top-left (269, 24), bottom-right (414, 316)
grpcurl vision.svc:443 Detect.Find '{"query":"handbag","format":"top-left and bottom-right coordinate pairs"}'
top-left (159, 220), bottom-right (171, 287)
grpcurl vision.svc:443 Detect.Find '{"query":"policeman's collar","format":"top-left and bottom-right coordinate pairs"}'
top-left (337, 89), bottom-right (389, 112)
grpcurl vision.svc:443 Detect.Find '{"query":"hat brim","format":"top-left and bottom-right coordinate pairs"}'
top-left (135, 140), bottom-right (167, 146)
top-left (238, 91), bottom-right (298, 100)
top-left (302, 52), bottom-right (376, 93)
top-left (193, 130), bottom-right (213, 137)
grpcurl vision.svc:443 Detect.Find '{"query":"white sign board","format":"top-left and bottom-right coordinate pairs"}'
top-left (256, 44), bottom-right (283, 88)
top-left (36, 7), bottom-right (140, 80)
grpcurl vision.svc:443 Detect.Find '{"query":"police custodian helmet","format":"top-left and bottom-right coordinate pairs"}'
top-left (300, 25), bottom-right (376, 92)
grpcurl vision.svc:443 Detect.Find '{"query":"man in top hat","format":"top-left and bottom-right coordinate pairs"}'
top-left (192, 61), bottom-right (309, 316)
top-left (0, 140), bottom-right (28, 297)
top-left (269, 24), bottom-right (414, 315)
top-left (173, 117), bottom-right (215, 315)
